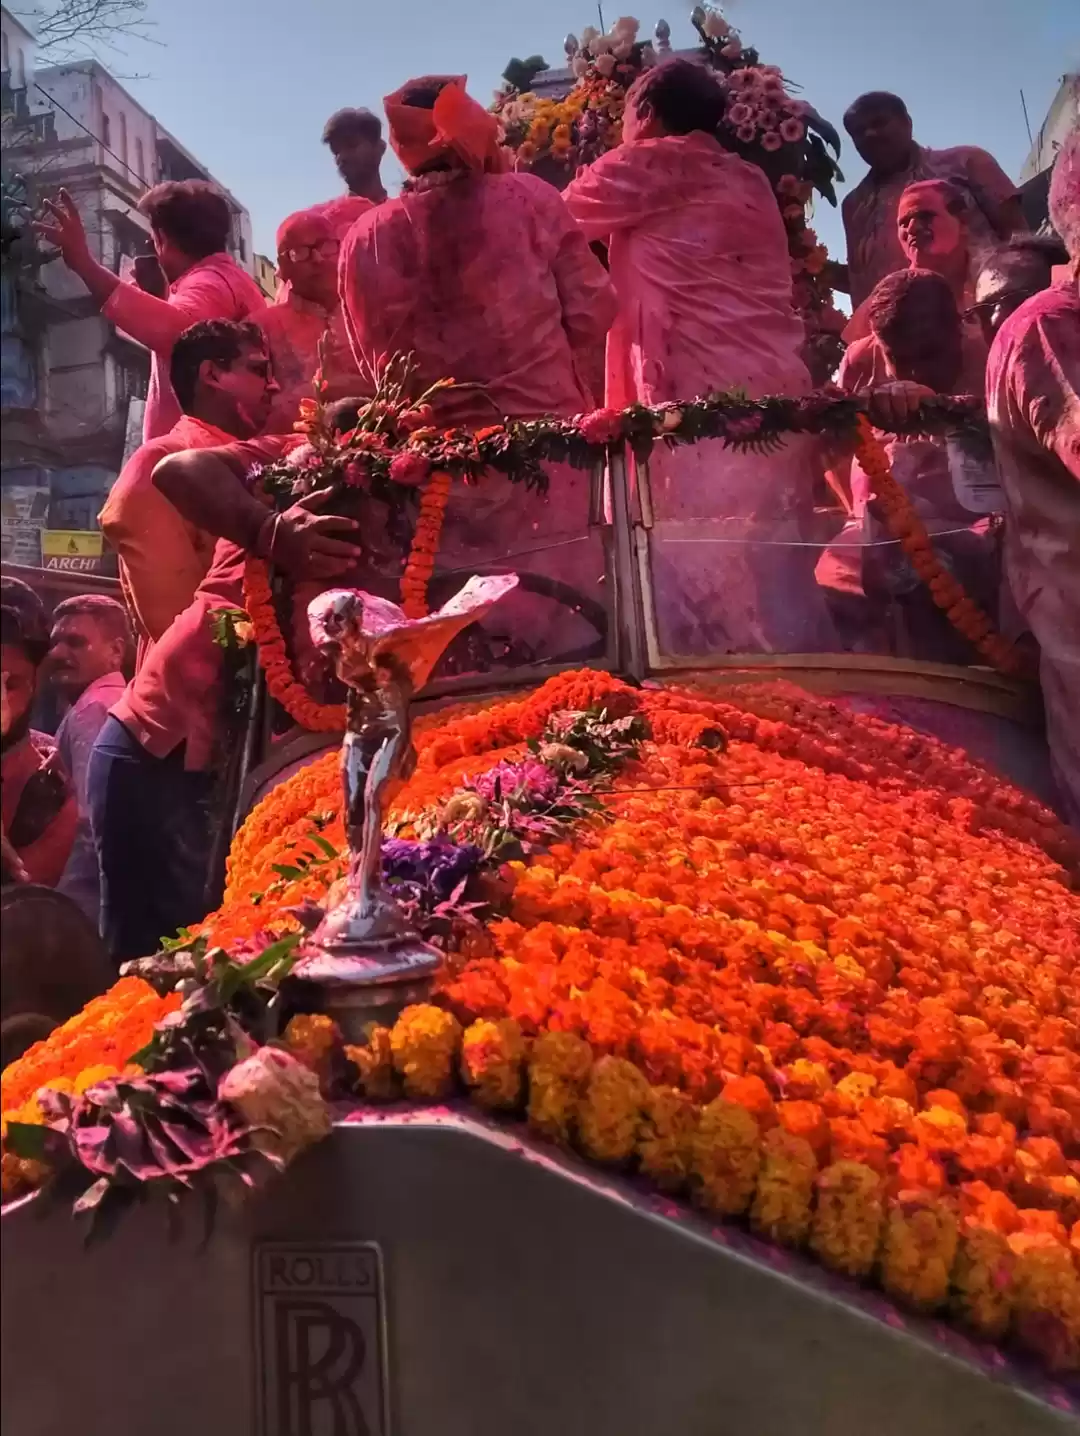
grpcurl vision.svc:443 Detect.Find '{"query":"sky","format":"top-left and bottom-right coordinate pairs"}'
top-left (115, 0), bottom-right (1078, 262)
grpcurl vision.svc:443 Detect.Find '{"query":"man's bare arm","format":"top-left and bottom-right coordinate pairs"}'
top-left (153, 450), bottom-right (364, 579)
top-left (153, 450), bottom-right (269, 550)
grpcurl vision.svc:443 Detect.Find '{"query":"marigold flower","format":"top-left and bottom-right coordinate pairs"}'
top-left (460, 1018), bottom-right (525, 1110)
top-left (810, 1161), bottom-right (885, 1278)
top-left (345, 1025), bottom-right (397, 1102)
top-left (391, 1005), bottom-right (462, 1100)
top-left (577, 1055), bottom-right (649, 1164)
top-left (880, 1192), bottom-right (958, 1312)
top-left (751, 1128), bottom-right (818, 1245)
top-left (284, 1013), bottom-right (341, 1084)
top-left (1009, 1231), bottom-right (1080, 1372)
top-left (527, 1030), bottom-right (593, 1145)
top-left (952, 1219), bottom-right (1015, 1340)
top-left (691, 1097), bottom-right (761, 1215)
top-left (637, 1085), bottom-right (698, 1192)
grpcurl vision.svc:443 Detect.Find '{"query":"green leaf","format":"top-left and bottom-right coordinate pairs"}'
top-left (4, 1121), bottom-right (50, 1160)
top-left (310, 834), bottom-right (339, 860)
top-left (270, 863), bottom-right (306, 882)
top-left (217, 933), bottom-right (302, 1002)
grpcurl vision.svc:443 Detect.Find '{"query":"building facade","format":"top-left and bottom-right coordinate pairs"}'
top-left (1, 5), bottom-right (255, 570)
top-left (1017, 73), bottom-right (1079, 231)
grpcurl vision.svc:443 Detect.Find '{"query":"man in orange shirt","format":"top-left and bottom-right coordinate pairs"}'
top-left (100, 319), bottom-right (280, 668)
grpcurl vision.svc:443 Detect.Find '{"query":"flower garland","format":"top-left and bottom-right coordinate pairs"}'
top-left (852, 418), bottom-right (1023, 678)
top-left (243, 468), bottom-right (454, 728)
top-left (257, 386), bottom-right (981, 508)
top-left (400, 470), bottom-right (452, 618)
top-left (4, 672), bottom-right (1079, 1374)
top-left (242, 559), bottom-right (347, 732)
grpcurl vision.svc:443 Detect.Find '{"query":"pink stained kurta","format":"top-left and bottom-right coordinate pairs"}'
top-left (843, 145), bottom-right (1020, 311)
top-left (257, 293), bottom-right (365, 434)
top-left (102, 253), bottom-right (268, 442)
top-left (986, 279), bottom-right (1080, 827)
top-left (339, 170), bottom-right (618, 667)
top-left (99, 414), bottom-right (236, 669)
top-left (563, 132), bottom-right (836, 656)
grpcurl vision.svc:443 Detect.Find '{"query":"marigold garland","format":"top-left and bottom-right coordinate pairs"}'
top-left (243, 470), bottom-right (451, 727)
top-left (242, 559), bottom-right (346, 732)
top-left (852, 417), bottom-right (1023, 677)
top-left (5, 671), bottom-right (1080, 1375)
top-left (400, 470), bottom-right (452, 619)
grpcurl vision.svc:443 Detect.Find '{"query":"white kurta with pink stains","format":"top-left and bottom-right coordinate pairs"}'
top-left (563, 133), bottom-right (836, 656)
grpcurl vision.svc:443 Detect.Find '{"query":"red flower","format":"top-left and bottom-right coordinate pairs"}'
top-left (579, 408), bottom-right (625, 445)
top-left (389, 451), bottom-right (432, 487)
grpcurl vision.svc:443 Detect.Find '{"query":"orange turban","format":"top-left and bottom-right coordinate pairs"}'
top-left (384, 75), bottom-right (506, 175)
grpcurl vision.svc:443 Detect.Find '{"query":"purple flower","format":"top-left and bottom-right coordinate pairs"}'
top-left (381, 835), bottom-right (482, 903)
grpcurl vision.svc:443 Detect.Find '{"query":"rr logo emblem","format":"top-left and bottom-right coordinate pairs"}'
top-left (255, 1243), bottom-right (389, 1436)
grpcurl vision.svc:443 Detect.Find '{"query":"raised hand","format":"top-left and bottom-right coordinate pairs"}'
top-left (32, 188), bottom-right (93, 274)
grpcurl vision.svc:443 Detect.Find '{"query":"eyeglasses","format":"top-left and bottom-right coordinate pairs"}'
top-left (280, 239), bottom-right (340, 264)
top-left (962, 290), bottom-right (1030, 322)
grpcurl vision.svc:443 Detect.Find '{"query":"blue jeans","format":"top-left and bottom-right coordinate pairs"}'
top-left (87, 717), bottom-right (214, 963)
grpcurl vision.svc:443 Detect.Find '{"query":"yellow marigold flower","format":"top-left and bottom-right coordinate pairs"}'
top-left (283, 1013), bottom-right (341, 1078)
top-left (750, 1128), bottom-right (817, 1246)
top-left (1010, 1232), bottom-right (1080, 1373)
top-left (952, 1224), bottom-right (1015, 1340)
top-left (527, 1031), bottom-right (592, 1146)
top-left (345, 1025), bottom-right (397, 1102)
top-left (810, 1160), bottom-right (885, 1278)
top-left (577, 1055), bottom-right (649, 1164)
top-left (72, 1064), bottom-right (121, 1095)
top-left (637, 1085), bottom-right (698, 1192)
top-left (880, 1195), bottom-right (958, 1312)
top-left (691, 1097), bottom-right (761, 1216)
top-left (391, 1005), bottom-right (462, 1101)
top-left (834, 1072), bottom-right (877, 1104)
top-left (460, 1018), bottom-right (525, 1111)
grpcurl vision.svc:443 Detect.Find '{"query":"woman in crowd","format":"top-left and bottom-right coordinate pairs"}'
top-left (562, 59), bottom-right (835, 656)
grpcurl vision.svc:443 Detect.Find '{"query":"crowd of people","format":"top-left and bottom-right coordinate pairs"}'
top-left (0, 60), bottom-right (1076, 967)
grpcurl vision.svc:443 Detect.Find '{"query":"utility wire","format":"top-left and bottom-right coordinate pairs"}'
top-left (32, 81), bottom-right (150, 189)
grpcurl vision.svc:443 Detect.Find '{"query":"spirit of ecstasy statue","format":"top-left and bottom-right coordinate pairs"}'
top-left (295, 574), bottom-right (517, 1026)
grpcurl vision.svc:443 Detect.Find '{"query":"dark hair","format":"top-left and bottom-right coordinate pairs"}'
top-left (978, 233), bottom-right (1070, 283)
top-left (1, 577), bottom-right (50, 667)
top-left (169, 318), bottom-right (266, 413)
top-left (52, 594), bottom-right (134, 666)
top-left (844, 91), bottom-right (909, 127)
top-left (138, 181), bottom-right (232, 260)
top-left (322, 107), bottom-right (383, 148)
top-left (867, 267), bottom-right (957, 345)
top-left (627, 58), bottom-right (726, 137)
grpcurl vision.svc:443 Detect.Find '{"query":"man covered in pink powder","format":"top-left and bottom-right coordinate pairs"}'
top-left (258, 207), bottom-right (364, 433)
top-left (36, 181), bottom-right (266, 442)
top-left (841, 91), bottom-right (1025, 311)
top-left (985, 129), bottom-right (1080, 826)
top-left (340, 74), bottom-right (617, 667)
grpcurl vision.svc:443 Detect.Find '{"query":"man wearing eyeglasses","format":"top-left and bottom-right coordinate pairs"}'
top-left (257, 207), bottom-right (365, 433)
